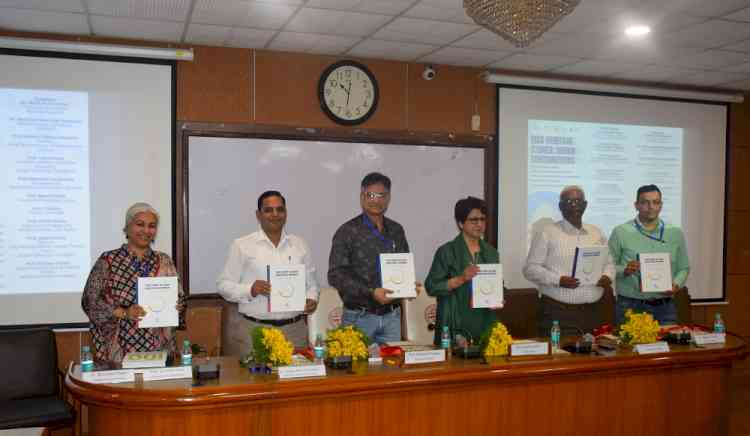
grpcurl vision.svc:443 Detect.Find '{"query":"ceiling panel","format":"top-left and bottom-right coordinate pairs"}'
top-left (0, 0), bottom-right (748, 91)
top-left (373, 17), bottom-right (477, 45)
top-left (404, 0), bottom-right (474, 24)
top-left (451, 28), bottom-right (525, 51)
top-left (670, 70), bottom-right (750, 86)
top-left (659, 49), bottom-right (750, 69)
top-left (0, 0), bottom-right (84, 12)
top-left (192, 0), bottom-right (298, 29)
top-left (87, 0), bottom-right (191, 21)
top-left (611, 64), bottom-right (699, 82)
top-left (225, 27), bottom-right (277, 48)
top-left (269, 32), bottom-right (361, 54)
top-left (550, 59), bottom-right (649, 77)
top-left (490, 53), bottom-right (581, 72)
top-left (0, 8), bottom-right (89, 34)
top-left (662, 19), bottom-right (750, 49)
top-left (419, 46), bottom-right (510, 66)
top-left (90, 15), bottom-right (184, 41)
top-left (286, 8), bottom-right (392, 36)
top-left (184, 23), bottom-right (232, 46)
top-left (347, 38), bottom-right (436, 61)
top-left (306, 0), bottom-right (413, 16)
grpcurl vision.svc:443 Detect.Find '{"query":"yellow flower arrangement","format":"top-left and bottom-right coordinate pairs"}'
top-left (325, 325), bottom-right (369, 361)
top-left (251, 327), bottom-right (293, 366)
top-left (479, 321), bottom-right (513, 358)
top-left (619, 309), bottom-right (660, 345)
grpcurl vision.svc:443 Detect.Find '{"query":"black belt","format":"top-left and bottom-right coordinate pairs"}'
top-left (243, 313), bottom-right (305, 327)
top-left (347, 303), bottom-right (399, 316)
top-left (622, 295), bottom-right (672, 306)
top-left (643, 297), bottom-right (672, 306)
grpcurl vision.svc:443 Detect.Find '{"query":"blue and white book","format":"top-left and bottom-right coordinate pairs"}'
top-left (267, 264), bottom-right (306, 312)
top-left (571, 245), bottom-right (608, 286)
top-left (639, 252), bottom-right (672, 293)
top-left (379, 253), bottom-right (416, 298)
top-left (471, 264), bottom-right (503, 309)
top-left (137, 276), bottom-right (179, 328)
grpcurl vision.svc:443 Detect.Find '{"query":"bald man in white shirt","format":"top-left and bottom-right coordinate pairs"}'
top-left (523, 186), bottom-right (614, 337)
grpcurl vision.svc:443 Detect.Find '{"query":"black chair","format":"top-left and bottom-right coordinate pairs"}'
top-left (0, 327), bottom-right (75, 431)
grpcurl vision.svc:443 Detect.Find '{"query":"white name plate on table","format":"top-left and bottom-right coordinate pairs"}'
top-left (379, 253), bottom-right (416, 298)
top-left (80, 366), bottom-right (193, 384)
top-left (693, 333), bottom-right (726, 346)
top-left (634, 341), bottom-right (670, 354)
top-left (278, 364), bottom-right (326, 379)
top-left (510, 341), bottom-right (549, 356)
top-left (81, 368), bottom-right (135, 384)
top-left (368, 357), bottom-right (383, 365)
top-left (404, 349), bottom-right (445, 365)
top-left (142, 366), bottom-right (193, 381)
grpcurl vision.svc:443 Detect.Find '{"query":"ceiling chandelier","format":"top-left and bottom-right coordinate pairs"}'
top-left (463, 0), bottom-right (581, 48)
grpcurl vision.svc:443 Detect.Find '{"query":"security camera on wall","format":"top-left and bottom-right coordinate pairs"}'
top-left (422, 65), bottom-right (436, 81)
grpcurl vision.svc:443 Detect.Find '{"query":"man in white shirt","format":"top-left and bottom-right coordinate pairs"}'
top-left (217, 190), bottom-right (319, 356)
top-left (523, 186), bottom-right (614, 337)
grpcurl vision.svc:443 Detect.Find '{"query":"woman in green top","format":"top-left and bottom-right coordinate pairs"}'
top-left (425, 197), bottom-right (501, 346)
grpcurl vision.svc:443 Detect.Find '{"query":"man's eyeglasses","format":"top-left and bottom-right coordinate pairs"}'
top-left (465, 217), bottom-right (486, 224)
top-left (364, 191), bottom-right (389, 200)
top-left (637, 199), bottom-right (662, 207)
top-left (261, 206), bottom-right (286, 214)
top-left (560, 198), bottom-right (586, 206)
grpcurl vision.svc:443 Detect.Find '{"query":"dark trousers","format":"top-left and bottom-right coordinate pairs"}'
top-left (537, 295), bottom-right (607, 338)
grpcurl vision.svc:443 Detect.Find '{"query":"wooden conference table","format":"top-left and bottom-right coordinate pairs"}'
top-left (66, 335), bottom-right (748, 436)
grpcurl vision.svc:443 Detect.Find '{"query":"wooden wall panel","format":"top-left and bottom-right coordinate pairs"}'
top-left (728, 146), bottom-right (750, 211)
top-left (177, 46), bottom-right (251, 123)
top-left (727, 211), bottom-right (750, 275)
top-left (725, 275), bottom-right (750, 337)
top-left (407, 64), bottom-right (494, 134)
top-left (731, 101), bottom-right (750, 148)
top-left (254, 51), bottom-right (407, 130)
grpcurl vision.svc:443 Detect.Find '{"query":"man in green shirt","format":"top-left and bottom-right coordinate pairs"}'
top-left (608, 184), bottom-right (689, 325)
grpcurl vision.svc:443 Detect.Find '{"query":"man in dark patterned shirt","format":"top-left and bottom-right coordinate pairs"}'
top-left (328, 172), bottom-right (415, 344)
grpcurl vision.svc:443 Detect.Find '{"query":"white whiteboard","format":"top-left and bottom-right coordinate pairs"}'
top-left (187, 137), bottom-right (485, 294)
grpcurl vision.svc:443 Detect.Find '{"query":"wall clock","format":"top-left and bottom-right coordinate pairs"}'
top-left (318, 60), bottom-right (379, 125)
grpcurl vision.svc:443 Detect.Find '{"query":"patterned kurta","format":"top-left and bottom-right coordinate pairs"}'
top-left (81, 245), bottom-right (185, 363)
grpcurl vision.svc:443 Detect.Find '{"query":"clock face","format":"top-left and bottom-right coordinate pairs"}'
top-left (319, 60), bottom-right (379, 125)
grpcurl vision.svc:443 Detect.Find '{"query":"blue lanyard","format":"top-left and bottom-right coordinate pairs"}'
top-left (633, 219), bottom-right (665, 243)
top-left (362, 214), bottom-right (396, 251)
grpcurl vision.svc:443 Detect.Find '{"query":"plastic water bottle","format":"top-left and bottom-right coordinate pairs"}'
top-left (550, 320), bottom-right (561, 352)
top-left (181, 339), bottom-right (192, 366)
top-left (80, 345), bottom-right (94, 372)
top-left (713, 313), bottom-right (725, 334)
top-left (441, 325), bottom-right (452, 360)
top-left (314, 334), bottom-right (325, 362)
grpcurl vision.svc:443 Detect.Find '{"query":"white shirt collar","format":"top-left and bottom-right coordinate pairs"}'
top-left (257, 226), bottom-right (289, 248)
top-left (559, 218), bottom-right (588, 235)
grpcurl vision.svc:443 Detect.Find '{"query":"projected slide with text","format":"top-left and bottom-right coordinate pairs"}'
top-left (527, 120), bottom-right (682, 238)
top-left (0, 88), bottom-right (89, 294)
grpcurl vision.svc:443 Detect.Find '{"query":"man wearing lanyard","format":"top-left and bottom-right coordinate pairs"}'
top-left (609, 184), bottom-right (690, 325)
top-left (217, 190), bottom-right (320, 356)
top-left (523, 186), bottom-right (614, 336)
top-left (328, 172), bottom-right (417, 344)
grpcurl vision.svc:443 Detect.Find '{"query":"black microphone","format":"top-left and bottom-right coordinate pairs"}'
top-left (558, 323), bottom-right (593, 354)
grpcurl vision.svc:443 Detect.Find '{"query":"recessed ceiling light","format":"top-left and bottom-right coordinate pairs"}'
top-left (625, 25), bottom-right (651, 37)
